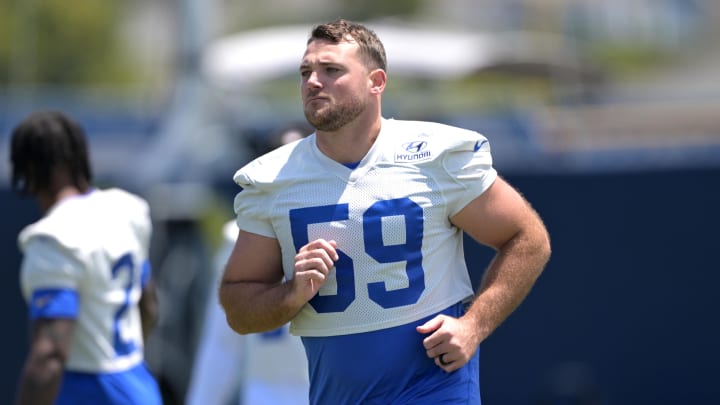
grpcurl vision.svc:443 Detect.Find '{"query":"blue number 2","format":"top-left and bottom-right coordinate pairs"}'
top-left (111, 253), bottom-right (137, 356)
top-left (290, 197), bottom-right (425, 313)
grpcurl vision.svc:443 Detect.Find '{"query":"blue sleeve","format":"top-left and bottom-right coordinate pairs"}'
top-left (29, 288), bottom-right (79, 320)
top-left (140, 259), bottom-right (152, 289)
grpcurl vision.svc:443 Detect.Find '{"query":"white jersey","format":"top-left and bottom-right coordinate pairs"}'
top-left (233, 118), bottom-right (497, 337)
top-left (186, 220), bottom-right (309, 405)
top-left (18, 188), bottom-right (152, 373)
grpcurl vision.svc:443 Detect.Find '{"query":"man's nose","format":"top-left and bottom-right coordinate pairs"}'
top-left (306, 71), bottom-right (322, 88)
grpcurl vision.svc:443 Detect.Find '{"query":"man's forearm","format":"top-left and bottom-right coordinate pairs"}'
top-left (15, 360), bottom-right (63, 405)
top-left (219, 280), bottom-right (301, 334)
top-left (465, 228), bottom-right (550, 341)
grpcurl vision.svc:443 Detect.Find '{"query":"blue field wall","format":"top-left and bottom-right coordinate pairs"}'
top-left (0, 191), bottom-right (39, 402)
top-left (466, 168), bottom-right (720, 404)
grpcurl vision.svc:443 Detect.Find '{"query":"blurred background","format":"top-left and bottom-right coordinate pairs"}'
top-left (1, 0), bottom-right (719, 404)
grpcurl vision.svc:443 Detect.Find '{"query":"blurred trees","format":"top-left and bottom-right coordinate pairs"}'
top-left (0, 0), bottom-right (135, 86)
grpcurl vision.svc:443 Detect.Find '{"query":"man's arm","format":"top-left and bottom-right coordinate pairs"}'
top-left (219, 229), bottom-right (339, 335)
top-left (139, 278), bottom-right (159, 342)
top-left (16, 318), bottom-right (74, 405)
top-left (219, 230), bottom-right (293, 334)
top-left (455, 176), bottom-right (551, 341)
top-left (418, 176), bottom-right (551, 370)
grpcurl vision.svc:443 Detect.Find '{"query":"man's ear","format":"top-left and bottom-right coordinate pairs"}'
top-left (369, 69), bottom-right (387, 95)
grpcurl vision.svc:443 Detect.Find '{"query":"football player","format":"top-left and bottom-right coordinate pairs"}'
top-left (11, 111), bottom-right (162, 405)
top-left (220, 19), bottom-right (551, 404)
top-left (186, 220), bottom-right (309, 405)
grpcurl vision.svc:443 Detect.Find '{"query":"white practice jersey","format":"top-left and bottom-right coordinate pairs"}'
top-left (18, 188), bottom-right (152, 373)
top-left (233, 118), bottom-right (497, 337)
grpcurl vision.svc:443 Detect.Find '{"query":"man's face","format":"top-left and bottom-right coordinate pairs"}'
top-left (299, 39), bottom-right (370, 131)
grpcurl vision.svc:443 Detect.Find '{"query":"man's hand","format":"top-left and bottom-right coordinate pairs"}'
top-left (291, 238), bottom-right (339, 303)
top-left (416, 314), bottom-right (481, 372)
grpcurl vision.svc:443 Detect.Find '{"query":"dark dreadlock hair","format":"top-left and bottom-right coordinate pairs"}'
top-left (10, 110), bottom-right (93, 195)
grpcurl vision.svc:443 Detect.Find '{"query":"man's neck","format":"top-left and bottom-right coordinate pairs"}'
top-left (37, 185), bottom-right (85, 214)
top-left (316, 115), bottom-right (382, 164)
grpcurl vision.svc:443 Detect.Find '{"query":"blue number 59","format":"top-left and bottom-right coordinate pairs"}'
top-left (290, 197), bottom-right (425, 313)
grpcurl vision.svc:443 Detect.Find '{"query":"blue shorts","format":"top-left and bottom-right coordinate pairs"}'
top-left (56, 362), bottom-right (162, 405)
top-left (302, 302), bottom-right (481, 404)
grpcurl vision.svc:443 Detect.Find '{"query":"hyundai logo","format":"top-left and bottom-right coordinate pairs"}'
top-left (403, 141), bottom-right (427, 153)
